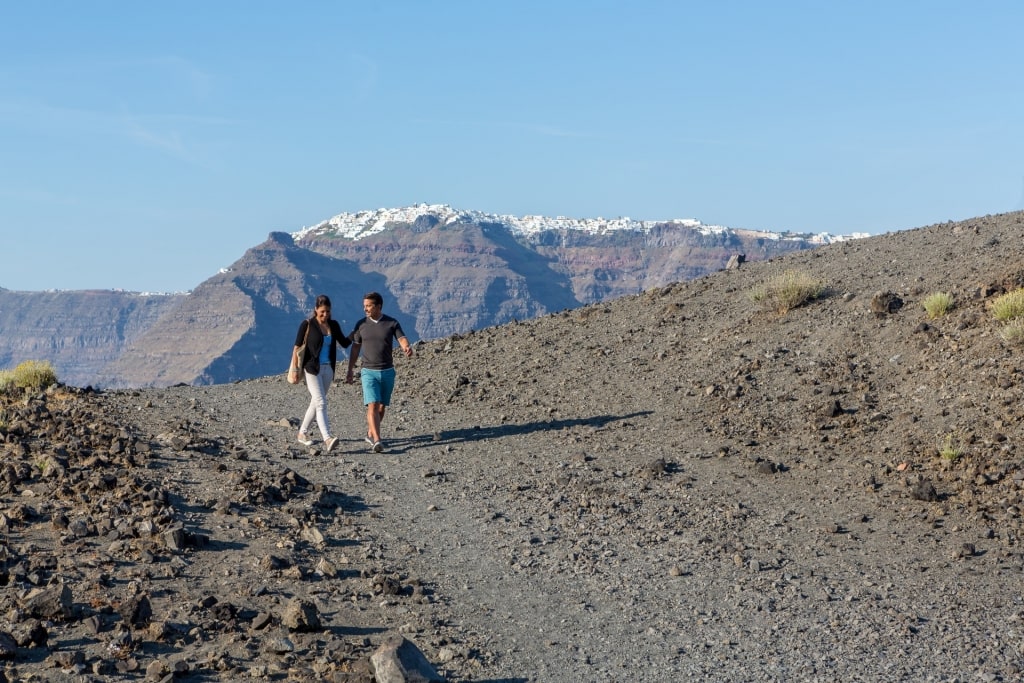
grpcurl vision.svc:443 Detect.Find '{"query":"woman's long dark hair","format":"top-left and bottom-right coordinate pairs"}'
top-left (313, 294), bottom-right (332, 318)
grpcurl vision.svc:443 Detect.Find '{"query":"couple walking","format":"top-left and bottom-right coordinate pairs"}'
top-left (291, 291), bottom-right (413, 453)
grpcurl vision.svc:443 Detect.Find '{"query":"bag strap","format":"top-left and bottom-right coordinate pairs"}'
top-left (295, 318), bottom-right (312, 370)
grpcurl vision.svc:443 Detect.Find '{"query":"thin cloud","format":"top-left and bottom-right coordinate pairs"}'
top-left (2, 54), bottom-right (235, 164)
top-left (122, 116), bottom-right (190, 160)
top-left (1, 97), bottom-right (238, 165)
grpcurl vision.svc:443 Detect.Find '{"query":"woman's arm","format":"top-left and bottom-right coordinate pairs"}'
top-left (332, 320), bottom-right (351, 347)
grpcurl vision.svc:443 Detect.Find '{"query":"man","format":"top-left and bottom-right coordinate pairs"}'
top-left (345, 292), bottom-right (413, 453)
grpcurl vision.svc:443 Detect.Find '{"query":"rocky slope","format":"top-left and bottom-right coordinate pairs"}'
top-left (1, 210), bottom-right (1023, 681)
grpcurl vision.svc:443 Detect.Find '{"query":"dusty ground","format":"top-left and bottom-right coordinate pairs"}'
top-left (2, 211), bottom-right (1024, 681)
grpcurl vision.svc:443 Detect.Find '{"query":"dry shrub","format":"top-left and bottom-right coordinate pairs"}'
top-left (750, 269), bottom-right (825, 315)
top-left (922, 292), bottom-right (954, 319)
top-left (0, 360), bottom-right (58, 393)
top-left (990, 288), bottom-right (1024, 321)
top-left (1000, 319), bottom-right (1024, 347)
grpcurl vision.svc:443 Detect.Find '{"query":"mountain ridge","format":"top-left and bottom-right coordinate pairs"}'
top-left (2, 205), bottom-right (871, 388)
top-left (294, 202), bottom-right (868, 244)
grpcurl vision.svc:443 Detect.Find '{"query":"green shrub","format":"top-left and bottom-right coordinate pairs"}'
top-left (922, 292), bottom-right (954, 319)
top-left (750, 269), bottom-right (825, 315)
top-left (0, 360), bottom-right (58, 393)
top-left (991, 288), bottom-right (1024, 322)
top-left (937, 431), bottom-right (967, 461)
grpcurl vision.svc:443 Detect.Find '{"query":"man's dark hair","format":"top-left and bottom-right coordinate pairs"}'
top-left (364, 291), bottom-right (383, 307)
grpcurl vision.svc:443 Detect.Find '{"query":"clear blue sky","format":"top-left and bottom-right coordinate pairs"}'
top-left (3, 1), bottom-right (1023, 292)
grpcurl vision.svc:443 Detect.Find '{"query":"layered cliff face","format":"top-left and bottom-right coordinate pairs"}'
top-left (0, 289), bottom-right (185, 388)
top-left (1, 218), bottom-right (821, 388)
top-left (297, 219), bottom-right (816, 340)
top-left (524, 223), bottom-right (817, 303)
top-left (299, 222), bottom-right (581, 340)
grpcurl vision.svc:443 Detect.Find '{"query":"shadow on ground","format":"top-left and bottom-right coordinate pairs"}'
top-left (382, 411), bottom-right (653, 454)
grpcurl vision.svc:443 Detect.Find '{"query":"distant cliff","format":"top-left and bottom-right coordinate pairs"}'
top-left (0, 289), bottom-right (185, 388)
top-left (1, 209), bottom-right (835, 388)
top-left (296, 216), bottom-right (820, 340)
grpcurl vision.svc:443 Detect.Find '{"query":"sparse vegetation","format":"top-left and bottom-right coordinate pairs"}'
top-left (990, 288), bottom-right (1024, 321)
top-left (922, 292), bottom-right (954, 319)
top-left (0, 360), bottom-right (58, 393)
top-left (1000, 319), bottom-right (1024, 346)
top-left (937, 431), bottom-right (968, 461)
top-left (750, 269), bottom-right (825, 315)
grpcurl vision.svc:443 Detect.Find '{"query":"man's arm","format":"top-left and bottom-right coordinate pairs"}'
top-left (398, 336), bottom-right (413, 357)
top-left (345, 342), bottom-right (361, 383)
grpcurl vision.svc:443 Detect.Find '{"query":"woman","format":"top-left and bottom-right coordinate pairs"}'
top-left (292, 294), bottom-right (351, 451)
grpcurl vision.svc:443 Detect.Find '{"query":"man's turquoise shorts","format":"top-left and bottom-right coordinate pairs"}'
top-left (360, 367), bottom-right (396, 406)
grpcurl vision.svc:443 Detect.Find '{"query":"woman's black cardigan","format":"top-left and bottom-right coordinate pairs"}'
top-left (295, 319), bottom-right (351, 375)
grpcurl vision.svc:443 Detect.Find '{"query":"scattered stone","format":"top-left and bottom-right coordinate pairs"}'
top-left (821, 400), bottom-right (843, 418)
top-left (50, 649), bottom-right (85, 669)
top-left (11, 620), bottom-right (47, 647)
top-left (265, 637), bottom-right (295, 654)
top-left (19, 583), bottom-right (72, 620)
top-left (300, 525), bottom-right (325, 546)
top-left (870, 291), bottom-right (904, 316)
top-left (373, 574), bottom-right (404, 597)
top-left (955, 543), bottom-right (977, 559)
top-left (909, 477), bottom-right (940, 502)
top-left (145, 658), bottom-right (167, 680)
top-left (315, 557), bottom-right (338, 578)
top-left (161, 527), bottom-right (188, 551)
top-left (118, 593), bottom-right (153, 627)
top-left (281, 598), bottom-right (321, 632)
top-left (83, 615), bottom-right (103, 635)
top-left (260, 555), bottom-right (291, 571)
top-left (370, 634), bottom-right (446, 683)
top-left (726, 254), bottom-right (746, 270)
top-left (0, 632), bottom-right (17, 660)
top-left (645, 458), bottom-right (667, 477)
top-left (251, 612), bottom-right (273, 630)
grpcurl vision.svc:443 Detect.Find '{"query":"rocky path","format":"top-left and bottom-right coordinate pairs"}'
top-left (125, 366), bottom-right (1022, 682)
